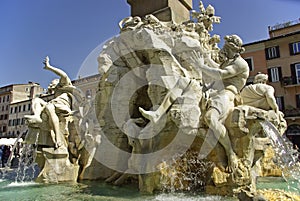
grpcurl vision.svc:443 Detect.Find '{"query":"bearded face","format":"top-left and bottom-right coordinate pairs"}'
top-left (47, 79), bottom-right (59, 94)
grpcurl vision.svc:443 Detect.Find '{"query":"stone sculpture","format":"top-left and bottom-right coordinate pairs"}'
top-left (23, 1), bottom-right (292, 200)
top-left (93, 1), bottom-right (288, 199)
top-left (24, 57), bottom-right (99, 182)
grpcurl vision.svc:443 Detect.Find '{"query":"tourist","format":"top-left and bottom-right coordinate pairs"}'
top-left (0, 145), bottom-right (3, 168)
top-left (2, 145), bottom-right (11, 167)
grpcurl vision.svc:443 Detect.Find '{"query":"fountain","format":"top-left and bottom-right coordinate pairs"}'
top-left (1, 1), bottom-right (300, 201)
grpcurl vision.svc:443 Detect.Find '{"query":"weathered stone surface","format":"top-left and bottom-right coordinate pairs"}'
top-left (23, 2), bottom-right (299, 200)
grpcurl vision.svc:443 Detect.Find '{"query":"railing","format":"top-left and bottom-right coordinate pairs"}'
top-left (284, 108), bottom-right (300, 117)
top-left (281, 76), bottom-right (300, 87)
top-left (282, 76), bottom-right (293, 86)
top-left (269, 18), bottom-right (300, 31)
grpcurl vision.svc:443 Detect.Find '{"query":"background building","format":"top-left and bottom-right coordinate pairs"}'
top-left (242, 18), bottom-right (300, 148)
top-left (73, 74), bottom-right (101, 100)
top-left (0, 82), bottom-right (44, 138)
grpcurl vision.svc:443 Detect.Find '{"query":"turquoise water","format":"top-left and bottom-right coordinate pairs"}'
top-left (257, 177), bottom-right (300, 193)
top-left (0, 179), bottom-right (236, 201)
top-left (1, 177), bottom-right (299, 200)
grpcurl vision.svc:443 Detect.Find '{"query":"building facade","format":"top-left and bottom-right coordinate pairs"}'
top-left (3, 74), bottom-right (101, 139)
top-left (242, 19), bottom-right (300, 148)
top-left (73, 74), bottom-right (101, 100)
top-left (0, 82), bottom-right (44, 138)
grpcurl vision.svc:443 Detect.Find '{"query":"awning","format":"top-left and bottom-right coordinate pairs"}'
top-left (0, 138), bottom-right (23, 145)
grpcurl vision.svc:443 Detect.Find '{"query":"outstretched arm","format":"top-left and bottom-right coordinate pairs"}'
top-left (43, 56), bottom-right (72, 86)
top-left (198, 62), bottom-right (241, 79)
top-left (265, 88), bottom-right (279, 113)
top-left (196, 57), bottom-right (247, 79)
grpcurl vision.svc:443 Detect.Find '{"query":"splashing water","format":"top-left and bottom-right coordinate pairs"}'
top-left (13, 144), bottom-right (39, 182)
top-left (159, 151), bottom-right (214, 193)
top-left (260, 121), bottom-right (300, 192)
top-left (1, 132), bottom-right (40, 183)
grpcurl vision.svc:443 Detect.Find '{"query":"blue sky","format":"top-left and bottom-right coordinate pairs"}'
top-left (0, 0), bottom-right (299, 88)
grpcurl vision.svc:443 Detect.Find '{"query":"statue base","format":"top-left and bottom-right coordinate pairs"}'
top-left (36, 147), bottom-right (79, 183)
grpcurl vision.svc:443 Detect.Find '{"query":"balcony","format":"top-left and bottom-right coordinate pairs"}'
top-left (268, 18), bottom-right (300, 32)
top-left (281, 76), bottom-right (300, 87)
top-left (284, 108), bottom-right (300, 118)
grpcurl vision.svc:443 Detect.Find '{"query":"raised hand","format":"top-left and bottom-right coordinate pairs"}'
top-left (43, 56), bottom-right (50, 69)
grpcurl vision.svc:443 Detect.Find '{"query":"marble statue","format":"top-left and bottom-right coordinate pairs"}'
top-left (22, 1), bottom-right (296, 200)
top-left (240, 73), bottom-right (287, 134)
top-left (197, 34), bottom-right (249, 172)
top-left (25, 56), bottom-right (76, 150)
top-left (241, 73), bottom-right (279, 113)
top-left (24, 57), bottom-right (99, 182)
top-left (92, 1), bottom-right (291, 199)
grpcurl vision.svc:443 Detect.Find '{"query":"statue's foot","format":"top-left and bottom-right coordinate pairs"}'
top-left (24, 115), bottom-right (42, 124)
top-left (139, 107), bottom-right (160, 123)
top-left (226, 153), bottom-right (239, 173)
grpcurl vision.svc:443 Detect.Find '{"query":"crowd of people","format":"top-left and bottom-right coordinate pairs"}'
top-left (0, 142), bottom-right (22, 168)
top-left (0, 145), bottom-right (12, 168)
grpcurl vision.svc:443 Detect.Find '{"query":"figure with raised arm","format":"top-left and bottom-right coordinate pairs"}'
top-left (196, 35), bottom-right (249, 172)
top-left (25, 56), bottom-right (78, 149)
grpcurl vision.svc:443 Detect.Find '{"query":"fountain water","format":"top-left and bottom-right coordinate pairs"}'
top-left (260, 121), bottom-right (300, 193)
top-left (1, 1), bottom-right (300, 201)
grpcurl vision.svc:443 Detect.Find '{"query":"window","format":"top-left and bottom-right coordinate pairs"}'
top-left (10, 107), bottom-right (13, 114)
top-left (18, 105), bottom-right (21, 112)
top-left (290, 41), bottom-right (300, 55)
top-left (86, 89), bottom-right (92, 99)
top-left (265, 46), bottom-right (280, 60)
top-left (267, 67), bottom-right (282, 82)
top-left (276, 96), bottom-right (285, 111)
top-left (28, 103), bottom-right (31, 111)
top-left (297, 94), bottom-right (300, 108)
top-left (14, 106), bottom-right (17, 113)
top-left (244, 57), bottom-right (254, 71)
top-left (23, 105), bottom-right (26, 111)
top-left (6, 95), bottom-right (9, 102)
top-left (2, 96), bottom-right (4, 103)
top-left (290, 63), bottom-right (300, 84)
top-left (4, 114), bottom-right (8, 120)
top-left (8, 120), bottom-right (12, 126)
top-left (1, 106), bottom-right (4, 111)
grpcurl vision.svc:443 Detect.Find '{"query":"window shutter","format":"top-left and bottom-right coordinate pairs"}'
top-left (281, 96), bottom-right (285, 111)
top-left (276, 46), bottom-right (280, 58)
top-left (265, 48), bottom-right (270, 60)
top-left (278, 67), bottom-right (282, 81)
top-left (296, 95), bottom-right (300, 108)
top-left (291, 64), bottom-right (297, 84)
top-left (289, 43), bottom-right (294, 55)
top-left (267, 68), bottom-right (272, 82)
